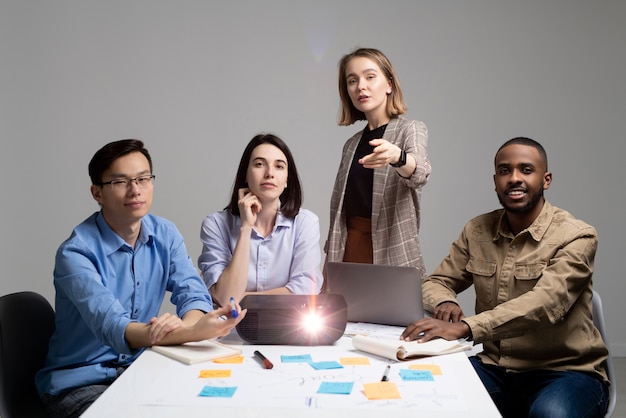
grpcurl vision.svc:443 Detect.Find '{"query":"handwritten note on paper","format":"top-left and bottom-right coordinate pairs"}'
top-left (318, 381), bottom-right (354, 395)
top-left (339, 357), bottom-right (370, 365)
top-left (281, 354), bottom-right (313, 363)
top-left (139, 346), bottom-right (473, 413)
top-left (409, 364), bottom-right (442, 375)
top-left (400, 369), bottom-right (434, 381)
top-left (213, 355), bottom-right (245, 364)
top-left (363, 382), bottom-right (402, 400)
top-left (198, 386), bottom-right (237, 397)
top-left (199, 369), bottom-right (232, 378)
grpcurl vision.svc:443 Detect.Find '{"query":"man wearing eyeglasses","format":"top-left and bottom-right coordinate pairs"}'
top-left (36, 139), bottom-right (246, 418)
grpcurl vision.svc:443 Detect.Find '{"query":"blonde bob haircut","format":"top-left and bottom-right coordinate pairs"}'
top-left (337, 48), bottom-right (408, 126)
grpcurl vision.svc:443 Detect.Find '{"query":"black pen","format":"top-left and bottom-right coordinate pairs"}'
top-left (254, 350), bottom-right (274, 369)
top-left (381, 365), bottom-right (391, 382)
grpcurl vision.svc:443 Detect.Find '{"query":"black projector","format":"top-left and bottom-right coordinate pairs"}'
top-left (235, 294), bottom-right (347, 345)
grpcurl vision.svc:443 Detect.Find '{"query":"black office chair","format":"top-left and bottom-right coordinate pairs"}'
top-left (592, 290), bottom-right (617, 418)
top-left (0, 291), bottom-right (55, 418)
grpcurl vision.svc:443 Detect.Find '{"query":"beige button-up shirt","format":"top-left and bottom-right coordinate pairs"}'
top-left (423, 200), bottom-right (608, 381)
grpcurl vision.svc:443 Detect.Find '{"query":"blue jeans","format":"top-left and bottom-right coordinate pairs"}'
top-left (470, 356), bottom-right (609, 418)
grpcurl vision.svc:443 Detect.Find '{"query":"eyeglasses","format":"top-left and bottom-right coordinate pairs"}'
top-left (97, 175), bottom-right (156, 191)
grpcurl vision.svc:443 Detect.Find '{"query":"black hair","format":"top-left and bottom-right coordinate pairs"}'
top-left (495, 137), bottom-right (548, 169)
top-left (88, 139), bottom-right (152, 185)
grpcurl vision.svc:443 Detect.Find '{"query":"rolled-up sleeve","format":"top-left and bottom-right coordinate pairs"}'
top-left (166, 225), bottom-right (213, 316)
top-left (198, 213), bottom-right (233, 289)
top-left (400, 120), bottom-right (431, 188)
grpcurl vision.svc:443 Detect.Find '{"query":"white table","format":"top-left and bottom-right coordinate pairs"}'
top-left (81, 324), bottom-right (500, 418)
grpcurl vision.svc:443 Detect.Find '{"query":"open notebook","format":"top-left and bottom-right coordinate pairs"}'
top-left (352, 334), bottom-right (471, 361)
top-left (325, 262), bottom-right (424, 326)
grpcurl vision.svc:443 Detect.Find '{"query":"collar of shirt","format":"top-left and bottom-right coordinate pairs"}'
top-left (95, 211), bottom-right (155, 255)
top-left (232, 209), bottom-right (294, 232)
top-left (494, 200), bottom-right (556, 242)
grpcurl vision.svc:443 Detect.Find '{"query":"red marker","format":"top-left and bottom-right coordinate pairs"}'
top-left (254, 350), bottom-right (274, 369)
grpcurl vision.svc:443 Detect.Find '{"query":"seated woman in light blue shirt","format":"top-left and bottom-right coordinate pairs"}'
top-left (199, 133), bottom-right (323, 306)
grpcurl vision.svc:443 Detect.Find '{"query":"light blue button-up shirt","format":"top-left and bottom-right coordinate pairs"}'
top-left (36, 212), bottom-right (213, 396)
top-left (199, 209), bottom-right (323, 296)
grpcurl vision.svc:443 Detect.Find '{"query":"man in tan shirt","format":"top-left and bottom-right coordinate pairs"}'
top-left (402, 137), bottom-right (609, 417)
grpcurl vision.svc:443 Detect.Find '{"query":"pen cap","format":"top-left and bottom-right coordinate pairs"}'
top-left (236, 294), bottom-right (347, 345)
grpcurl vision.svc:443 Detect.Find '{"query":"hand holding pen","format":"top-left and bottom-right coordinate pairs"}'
top-left (219, 297), bottom-right (241, 321)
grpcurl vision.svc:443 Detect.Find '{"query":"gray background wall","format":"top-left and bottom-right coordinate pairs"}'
top-left (1, 1), bottom-right (624, 354)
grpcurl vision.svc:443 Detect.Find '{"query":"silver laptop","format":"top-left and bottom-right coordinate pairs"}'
top-left (324, 262), bottom-right (424, 326)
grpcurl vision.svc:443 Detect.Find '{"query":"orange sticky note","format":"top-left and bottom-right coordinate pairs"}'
top-left (339, 357), bottom-right (371, 365)
top-left (213, 355), bottom-right (245, 364)
top-left (199, 369), bottom-right (232, 378)
top-left (408, 364), bottom-right (442, 375)
top-left (363, 381), bottom-right (402, 400)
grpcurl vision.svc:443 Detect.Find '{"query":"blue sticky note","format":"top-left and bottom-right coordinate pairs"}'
top-left (281, 354), bottom-right (313, 363)
top-left (198, 386), bottom-right (237, 397)
top-left (309, 361), bottom-right (343, 370)
top-left (318, 381), bottom-right (354, 395)
top-left (400, 369), bottom-right (434, 381)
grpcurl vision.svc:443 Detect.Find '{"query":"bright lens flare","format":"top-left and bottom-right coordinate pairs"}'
top-left (302, 312), bottom-right (324, 333)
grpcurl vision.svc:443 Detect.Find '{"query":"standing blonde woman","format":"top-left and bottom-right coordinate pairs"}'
top-left (325, 48), bottom-right (431, 275)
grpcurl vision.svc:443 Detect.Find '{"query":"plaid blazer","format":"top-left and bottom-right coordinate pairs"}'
top-left (324, 116), bottom-right (431, 275)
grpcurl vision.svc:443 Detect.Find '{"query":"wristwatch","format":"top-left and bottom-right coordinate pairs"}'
top-left (390, 149), bottom-right (407, 168)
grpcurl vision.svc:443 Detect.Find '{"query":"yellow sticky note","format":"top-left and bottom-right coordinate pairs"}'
top-left (213, 355), bottom-right (245, 364)
top-left (409, 364), bottom-right (442, 375)
top-left (199, 369), bottom-right (232, 378)
top-left (339, 357), bottom-right (371, 365)
top-left (362, 382), bottom-right (402, 400)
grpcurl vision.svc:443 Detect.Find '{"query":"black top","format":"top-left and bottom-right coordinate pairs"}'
top-left (344, 124), bottom-right (388, 219)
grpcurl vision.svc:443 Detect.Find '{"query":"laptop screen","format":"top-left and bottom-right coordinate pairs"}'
top-left (324, 262), bottom-right (424, 326)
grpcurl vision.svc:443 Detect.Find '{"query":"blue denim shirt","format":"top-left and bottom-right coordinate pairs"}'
top-left (36, 212), bottom-right (213, 396)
